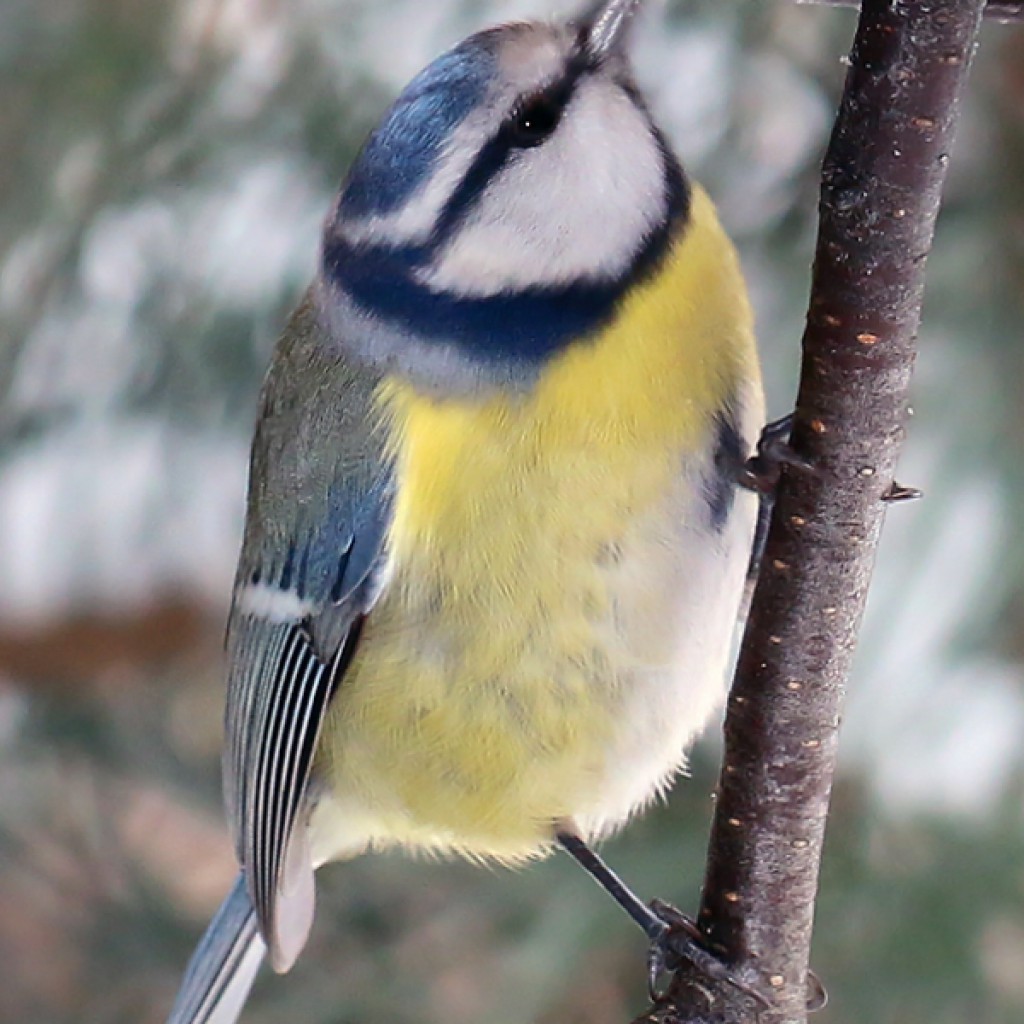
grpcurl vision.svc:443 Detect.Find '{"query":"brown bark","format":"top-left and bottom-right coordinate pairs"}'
top-left (636, 1), bottom-right (990, 1021)
top-left (794, 0), bottom-right (1021, 21)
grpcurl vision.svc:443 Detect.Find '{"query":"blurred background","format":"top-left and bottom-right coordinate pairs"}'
top-left (1, 1), bottom-right (1022, 1022)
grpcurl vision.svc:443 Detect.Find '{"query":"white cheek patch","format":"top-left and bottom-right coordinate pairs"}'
top-left (419, 80), bottom-right (667, 298)
top-left (337, 24), bottom-right (571, 253)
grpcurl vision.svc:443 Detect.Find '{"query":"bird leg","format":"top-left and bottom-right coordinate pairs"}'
top-left (554, 830), bottom-right (769, 1006)
top-left (556, 830), bottom-right (666, 940)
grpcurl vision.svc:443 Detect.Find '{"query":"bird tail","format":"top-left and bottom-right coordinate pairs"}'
top-left (167, 873), bottom-right (266, 1024)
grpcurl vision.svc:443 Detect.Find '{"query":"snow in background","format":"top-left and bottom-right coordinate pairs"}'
top-left (2, 0), bottom-right (1019, 820)
top-left (0, 5), bottom-right (1022, 1022)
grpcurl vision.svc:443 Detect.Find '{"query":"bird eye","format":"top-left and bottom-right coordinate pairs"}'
top-left (510, 94), bottom-right (563, 148)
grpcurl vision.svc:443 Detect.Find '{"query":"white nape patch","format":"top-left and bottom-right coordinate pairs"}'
top-left (419, 77), bottom-right (666, 297)
top-left (236, 583), bottom-right (314, 623)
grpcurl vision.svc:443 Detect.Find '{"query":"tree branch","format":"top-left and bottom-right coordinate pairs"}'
top-left (637, 1), bottom-right (989, 1021)
top-left (794, 0), bottom-right (1022, 21)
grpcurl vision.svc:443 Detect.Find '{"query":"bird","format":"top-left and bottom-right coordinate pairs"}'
top-left (166, 1), bottom-right (765, 1021)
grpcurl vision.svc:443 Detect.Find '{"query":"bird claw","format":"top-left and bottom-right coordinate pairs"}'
top-left (644, 899), bottom-right (770, 1008)
top-left (738, 414), bottom-right (817, 494)
top-left (645, 900), bottom-right (829, 1013)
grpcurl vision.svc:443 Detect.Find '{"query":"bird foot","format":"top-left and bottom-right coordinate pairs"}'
top-left (645, 900), bottom-right (828, 1013)
top-left (738, 414), bottom-right (817, 494)
top-left (645, 899), bottom-right (770, 1008)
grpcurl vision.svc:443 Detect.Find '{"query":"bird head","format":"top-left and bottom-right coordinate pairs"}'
top-left (318, 0), bottom-right (689, 391)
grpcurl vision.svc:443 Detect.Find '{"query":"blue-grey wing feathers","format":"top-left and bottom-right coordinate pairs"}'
top-left (222, 294), bottom-right (393, 972)
top-left (225, 615), bottom-right (364, 970)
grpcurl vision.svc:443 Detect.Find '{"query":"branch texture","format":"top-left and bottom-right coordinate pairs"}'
top-left (794, 0), bottom-right (1022, 21)
top-left (639, 1), bottom-right (989, 1022)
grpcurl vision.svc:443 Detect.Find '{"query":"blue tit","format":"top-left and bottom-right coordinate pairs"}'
top-left (166, 1), bottom-right (764, 1021)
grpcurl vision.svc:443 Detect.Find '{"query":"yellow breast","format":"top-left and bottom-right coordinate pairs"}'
top-left (317, 186), bottom-right (761, 862)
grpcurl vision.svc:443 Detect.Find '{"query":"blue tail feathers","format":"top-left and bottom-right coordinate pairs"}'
top-left (167, 874), bottom-right (266, 1024)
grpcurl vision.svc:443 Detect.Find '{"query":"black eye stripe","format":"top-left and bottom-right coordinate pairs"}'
top-left (427, 61), bottom-right (597, 244)
top-left (509, 93), bottom-right (564, 147)
top-left (504, 73), bottom-right (578, 148)
top-left (431, 76), bottom-right (580, 240)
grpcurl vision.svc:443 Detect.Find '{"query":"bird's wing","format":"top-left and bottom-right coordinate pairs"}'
top-left (223, 294), bottom-right (394, 973)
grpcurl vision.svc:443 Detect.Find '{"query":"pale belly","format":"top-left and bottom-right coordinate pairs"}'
top-left (313, 454), bottom-right (758, 865)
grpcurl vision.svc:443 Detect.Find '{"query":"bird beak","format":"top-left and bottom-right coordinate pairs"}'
top-left (580, 0), bottom-right (645, 60)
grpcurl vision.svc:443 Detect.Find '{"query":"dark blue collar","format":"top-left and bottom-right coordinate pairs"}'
top-left (322, 129), bottom-right (690, 367)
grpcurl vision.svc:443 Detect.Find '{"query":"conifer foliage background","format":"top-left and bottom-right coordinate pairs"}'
top-left (0, 2), bottom-right (1022, 1022)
